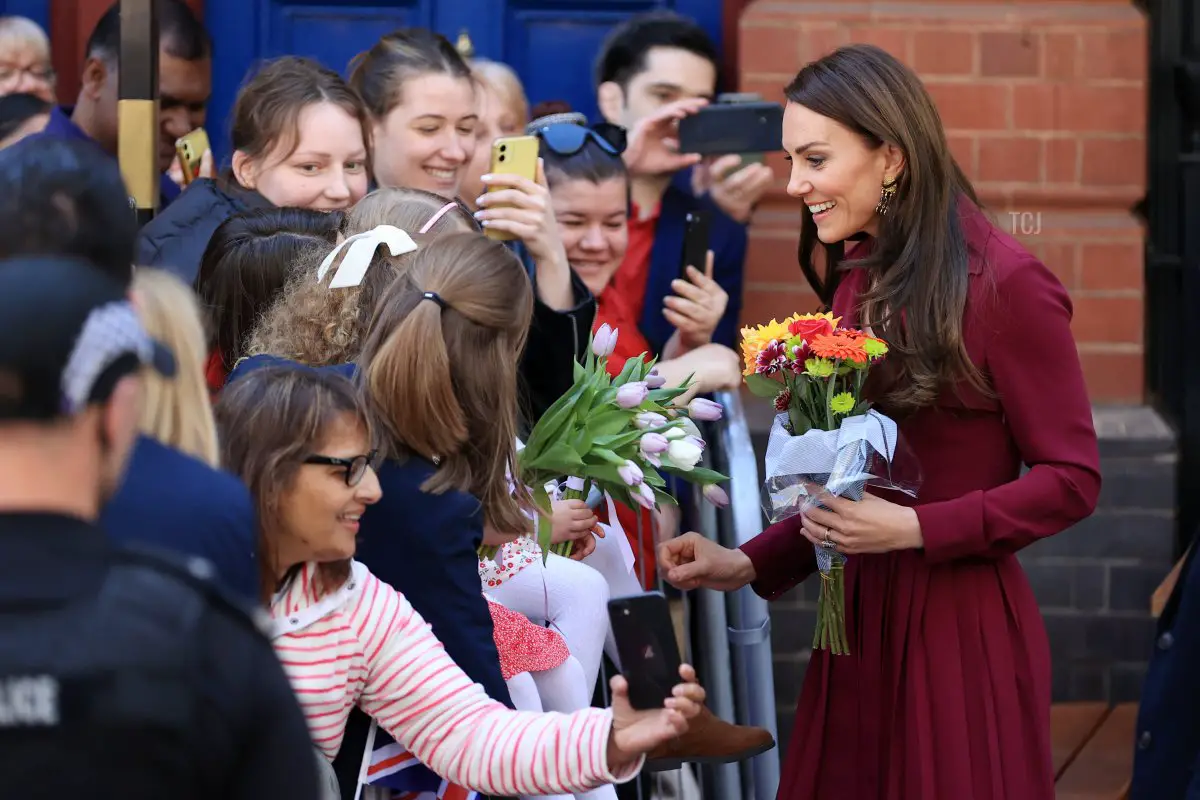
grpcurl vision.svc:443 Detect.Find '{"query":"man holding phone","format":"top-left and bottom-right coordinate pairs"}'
top-left (30, 0), bottom-right (213, 210)
top-left (594, 12), bottom-right (774, 355)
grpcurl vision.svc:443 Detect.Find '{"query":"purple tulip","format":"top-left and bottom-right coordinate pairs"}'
top-left (646, 369), bottom-right (666, 389)
top-left (616, 381), bottom-right (649, 409)
top-left (634, 482), bottom-right (657, 510)
top-left (684, 435), bottom-right (706, 452)
top-left (618, 460), bottom-right (644, 486)
top-left (635, 412), bottom-right (668, 430)
top-left (592, 323), bottom-right (618, 358)
top-left (639, 432), bottom-right (669, 455)
top-left (702, 484), bottom-right (730, 508)
top-left (688, 397), bottom-right (724, 422)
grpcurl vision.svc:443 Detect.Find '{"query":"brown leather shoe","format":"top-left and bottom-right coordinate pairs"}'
top-left (644, 704), bottom-right (776, 772)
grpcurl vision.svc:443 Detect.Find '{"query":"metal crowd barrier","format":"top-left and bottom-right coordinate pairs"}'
top-left (594, 389), bottom-right (780, 800)
top-left (709, 389), bottom-right (781, 800)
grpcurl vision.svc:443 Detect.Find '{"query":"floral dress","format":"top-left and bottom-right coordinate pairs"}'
top-left (479, 534), bottom-right (542, 588)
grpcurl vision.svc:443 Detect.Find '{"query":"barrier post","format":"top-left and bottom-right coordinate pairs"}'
top-left (117, 0), bottom-right (159, 227)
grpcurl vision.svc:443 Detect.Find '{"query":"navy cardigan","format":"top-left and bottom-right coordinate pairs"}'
top-left (1130, 541), bottom-right (1200, 799)
top-left (639, 179), bottom-right (748, 354)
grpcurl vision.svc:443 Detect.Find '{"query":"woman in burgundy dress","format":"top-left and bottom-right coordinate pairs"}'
top-left (659, 44), bottom-right (1101, 800)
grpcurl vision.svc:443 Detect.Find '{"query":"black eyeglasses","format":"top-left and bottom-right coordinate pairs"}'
top-left (533, 122), bottom-right (627, 158)
top-left (303, 450), bottom-right (379, 487)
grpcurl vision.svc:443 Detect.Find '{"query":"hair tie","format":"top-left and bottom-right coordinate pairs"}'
top-left (419, 201), bottom-right (460, 234)
top-left (422, 290), bottom-right (448, 310)
top-left (316, 224), bottom-right (419, 289)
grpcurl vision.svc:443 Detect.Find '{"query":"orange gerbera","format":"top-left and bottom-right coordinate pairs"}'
top-left (809, 332), bottom-right (869, 364)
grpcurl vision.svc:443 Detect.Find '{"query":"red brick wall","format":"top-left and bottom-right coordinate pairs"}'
top-left (737, 0), bottom-right (1148, 404)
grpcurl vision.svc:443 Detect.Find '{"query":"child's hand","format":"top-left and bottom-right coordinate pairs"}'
top-left (551, 499), bottom-right (599, 544)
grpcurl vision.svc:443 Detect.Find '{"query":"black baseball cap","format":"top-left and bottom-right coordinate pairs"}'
top-left (0, 256), bottom-right (176, 421)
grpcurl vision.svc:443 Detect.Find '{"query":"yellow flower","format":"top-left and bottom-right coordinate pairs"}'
top-left (804, 357), bottom-right (835, 378)
top-left (740, 316), bottom-right (798, 375)
top-left (830, 391), bottom-right (856, 415)
top-left (861, 337), bottom-right (888, 359)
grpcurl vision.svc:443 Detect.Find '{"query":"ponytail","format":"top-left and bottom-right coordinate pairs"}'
top-left (356, 233), bottom-right (535, 535)
top-left (365, 288), bottom-right (467, 464)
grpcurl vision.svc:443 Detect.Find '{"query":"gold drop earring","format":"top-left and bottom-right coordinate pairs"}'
top-left (876, 176), bottom-right (898, 216)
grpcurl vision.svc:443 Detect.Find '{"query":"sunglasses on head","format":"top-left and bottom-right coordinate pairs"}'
top-left (532, 123), bottom-right (627, 158)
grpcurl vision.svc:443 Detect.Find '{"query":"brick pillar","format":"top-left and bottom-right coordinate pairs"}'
top-left (737, 0), bottom-right (1148, 405)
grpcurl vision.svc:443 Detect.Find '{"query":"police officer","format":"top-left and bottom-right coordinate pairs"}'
top-left (0, 255), bottom-right (320, 798)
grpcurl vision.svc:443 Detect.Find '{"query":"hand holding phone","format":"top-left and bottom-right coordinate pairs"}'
top-left (481, 135), bottom-right (540, 242)
top-left (173, 128), bottom-right (211, 186)
top-left (608, 593), bottom-right (684, 710)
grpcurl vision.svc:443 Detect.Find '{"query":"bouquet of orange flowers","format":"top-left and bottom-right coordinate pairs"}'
top-left (741, 312), bottom-right (917, 654)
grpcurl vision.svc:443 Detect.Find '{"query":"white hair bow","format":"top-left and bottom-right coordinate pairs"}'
top-left (316, 224), bottom-right (419, 289)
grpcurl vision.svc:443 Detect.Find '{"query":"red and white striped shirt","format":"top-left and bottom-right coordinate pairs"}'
top-left (270, 561), bottom-right (641, 797)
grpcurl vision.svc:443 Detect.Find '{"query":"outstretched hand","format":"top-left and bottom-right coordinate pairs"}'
top-left (658, 531), bottom-right (755, 592)
top-left (623, 98), bottom-right (707, 177)
top-left (606, 664), bottom-right (705, 772)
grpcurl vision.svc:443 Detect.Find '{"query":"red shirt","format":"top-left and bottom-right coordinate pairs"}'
top-left (611, 201), bottom-right (660, 322)
top-left (595, 287), bottom-right (654, 379)
top-left (593, 286), bottom-right (658, 588)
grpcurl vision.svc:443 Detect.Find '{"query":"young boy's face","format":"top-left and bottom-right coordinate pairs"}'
top-left (601, 45), bottom-right (717, 132)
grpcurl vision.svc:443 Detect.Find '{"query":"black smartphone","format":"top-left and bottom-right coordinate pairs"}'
top-left (608, 592), bottom-right (683, 711)
top-left (677, 101), bottom-right (784, 156)
top-left (680, 210), bottom-right (710, 280)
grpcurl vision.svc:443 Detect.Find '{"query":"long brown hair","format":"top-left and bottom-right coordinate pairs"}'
top-left (787, 44), bottom-right (986, 412)
top-left (214, 365), bottom-right (369, 604)
top-left (357, 232), bottom-right (534, 535)
top-left (348, 28), bottom-right (473, 120)
top-left (245, 188), bottom-right (477, 367)
top-left (230, 56), bottom-right (371, 174)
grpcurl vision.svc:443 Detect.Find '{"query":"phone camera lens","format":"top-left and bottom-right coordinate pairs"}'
top-left (499, 144), bottom-right (508, 152)
top-left (498, 154), bottom-right (506, 162)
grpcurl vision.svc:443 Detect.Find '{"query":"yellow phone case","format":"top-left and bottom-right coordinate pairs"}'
top-left (175, 128), bottom-right (210, 185)
top-left (485, 135), bottom-right (540, 241)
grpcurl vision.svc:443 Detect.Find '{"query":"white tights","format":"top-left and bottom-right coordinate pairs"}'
top-left (507, 660), bottom-right (619, 800)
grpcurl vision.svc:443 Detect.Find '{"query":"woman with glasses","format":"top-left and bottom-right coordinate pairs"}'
top-left (215, 363), bottom-right (708, 800)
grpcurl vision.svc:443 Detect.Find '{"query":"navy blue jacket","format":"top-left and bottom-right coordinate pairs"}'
top-left (100, 435), bottom-right (259, 603)
top-left (1130, 541), bottom-right (1200, 799)
top-left (31, 106), bottom-right (181, 208)
top-left (135, 177), bottom-right (272, 285)
top-left (636, 177), bottom-right (748, 354)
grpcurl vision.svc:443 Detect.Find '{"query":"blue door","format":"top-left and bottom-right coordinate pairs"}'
top-left (204, 0), bottom-right (722, 161)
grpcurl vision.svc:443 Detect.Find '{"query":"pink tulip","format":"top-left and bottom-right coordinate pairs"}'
top-left (592, 324), bottom-right (618, 358)
top-left (687, 397), bottom-right (724, 422)
top-left (636, 412), bottom-right (668, 430)
top-left (616, 381), bottom-right (649, 409)
top-left (634, 482), bottom-right (657, 510)
top-left (646, 369), bottom-right (666, 389)
top-left (618, 460), bottom-right (644, 486)
top-left (702, 484), bottom-right (730, 508)
top-left (639, 432), bottom-right (669, 456)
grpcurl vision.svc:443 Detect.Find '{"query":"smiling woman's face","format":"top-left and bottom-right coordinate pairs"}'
top-left (782, 101), bottom-right (901, 243)
top-left (276, 412), bottom-right (381, 565)
top-left (550, 175), bottom-right (629, 296)
top-left (371, 72), bottom-right (478, 198)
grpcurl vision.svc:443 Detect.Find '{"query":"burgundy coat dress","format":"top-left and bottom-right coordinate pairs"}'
top-left (742, 201), bottom-right (1101, 800)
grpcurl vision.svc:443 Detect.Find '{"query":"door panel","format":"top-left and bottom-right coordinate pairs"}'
top-left (205, 0), bottom-right (721, 164)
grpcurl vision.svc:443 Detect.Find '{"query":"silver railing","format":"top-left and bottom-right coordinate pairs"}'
top-left (711, 389), bottom-right (781, 800)
top-left (595, 389), bottom-right (780, 800)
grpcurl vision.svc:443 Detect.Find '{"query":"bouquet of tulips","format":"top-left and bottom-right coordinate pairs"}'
top-left (741, 312), bottom-right (918, 654)
top-left (515, 323), bottom-right (730, 561)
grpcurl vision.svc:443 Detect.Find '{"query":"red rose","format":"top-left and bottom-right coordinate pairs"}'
top-left (789, 317), bottom-right (834, 340)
